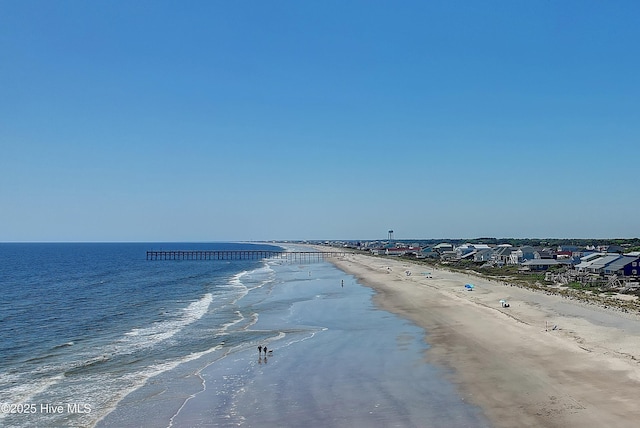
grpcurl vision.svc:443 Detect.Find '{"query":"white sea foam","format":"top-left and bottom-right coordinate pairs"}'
top-left (8, 342), bottom-right (227, 428)
top-left (226, 261), bottom-right (276, 308)
top-left (228, 270), bottom-right (249, 288)
top-left (0, 293), bottom-right (215, 427)
top-left (119, 293), bottom-right (213, 351)
top-left (0, 374), bottom-right (65, 422)
top-left (217, 310), bottom-right (246, 335)
top-left (85, 293), bottom-right (217, 421)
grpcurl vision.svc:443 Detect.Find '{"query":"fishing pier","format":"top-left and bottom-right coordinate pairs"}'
top-left (146, 250), bottom-right (347, 262)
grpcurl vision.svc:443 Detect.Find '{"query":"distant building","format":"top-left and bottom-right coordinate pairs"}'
top-left (440, 251), bottom-right (458, 261)
top-left (536, 249), bottom-right (556, 259)
top-left (492, 245), bottom-right (514, 265)
top-left (385, 247), bottom-right (407, 256)
top-left (606, 245), bottom-right (624, 254)
top-left (434, 243), bottom-right (454, 253)
top-left (557, 245), bottom-right (581, 253)
top-left (509, 246), bottom-right (538, 264)
top-left (556, 251), bottom-right (573, 260)
top-left (520, 259), bottom-right (570, 271)
top-left (455, 243), bottom-right (491, 259)
top-left (473, 248), bottom-right (495, 263)
top-left (417, 247), bottom-right (439, 259)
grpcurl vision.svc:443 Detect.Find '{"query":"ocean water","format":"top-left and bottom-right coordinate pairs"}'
top-left (0, 243), bottom-right (489, 427)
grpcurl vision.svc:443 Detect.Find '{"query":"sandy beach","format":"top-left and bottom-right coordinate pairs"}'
top-left (326, 250), bottom-right (640, 428)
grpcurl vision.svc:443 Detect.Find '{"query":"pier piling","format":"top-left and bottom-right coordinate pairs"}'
top-left (145, 250), bottom-right (345, 262)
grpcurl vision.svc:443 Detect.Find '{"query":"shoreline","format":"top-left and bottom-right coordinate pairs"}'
top-left (136, 252), bottom-right (490, 427)
top-left (324, 250), bottom-right (640, 428)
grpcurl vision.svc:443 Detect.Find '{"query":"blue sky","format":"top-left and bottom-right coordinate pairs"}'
top-left (2, 1), bottom-right (639, 242)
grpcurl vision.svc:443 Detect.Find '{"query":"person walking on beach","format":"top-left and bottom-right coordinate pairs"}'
top-left (258, 345), bottom-right (262, 355)
top-left (263, 345), bottom-right (267, 356)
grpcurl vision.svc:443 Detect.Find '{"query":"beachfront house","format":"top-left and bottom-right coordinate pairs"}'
top-left (384, 245), bottom-right (421, 257)
top-left (557, 245), bottom-right (578, 253)
top-left (520, 259), bottom-right (570, 272)
top-left (433, 243), bottom-right (455, 261)
top-left (440, 250), bottom-right (458, 261)
top-left (385, 247), bottom-right (407, 256)
top-left (455, 244), bottom-right (475, 259)
top-left (455, 243), bottom-right (491, 260)
top-left (417, 247), bottom-right (439, 259)
top-left (536, 248), bottom-right (556, 259)
top-left (557, 245), bottom-right (589, 258)
top-left (509, 246), bottom-right (538, 264)
top-left (473, 248), bottom-right (495, 263)
top-left (492, 245), bottom-right (514, 265)
top-left (459, 250), bottom-right (478, 260)
top-left (603, 256), bottom-right (640, 277)
top-left (434, 243), bottom-right (454, 253)
top-left (370, 246), bottom-right (386, 256)
top-left (573, 253), bottom-right (606, 273)
top-left (586, 254), bottom-right (624, 275)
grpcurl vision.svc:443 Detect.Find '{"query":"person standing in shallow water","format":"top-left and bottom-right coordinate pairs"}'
top-left (263, 345), bottom-right (267, 356)
top-left (258, 345), bottom-right (262, 355)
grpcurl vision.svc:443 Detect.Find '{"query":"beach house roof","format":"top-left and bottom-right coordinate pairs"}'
top-left (385, 247), bottom-right (407, 256)
top-left (457, 243), bottom-right (491, 249)
top-left (459, 250), bottom-right (477, 259)
top-left (587, 255), bottom-right (622, 272)
top-left (603, 256), bottom-right (639, 274)
top-left (493, 246), bottom-right (514, 256)
top-left (434, 243), bottom-right (453, 249)
top-left (575, 255), bottom-right (605, 270)
top-left (581, 252), bottom-right (606, 262)
top-left (476, 248), bottom-right (494, 256)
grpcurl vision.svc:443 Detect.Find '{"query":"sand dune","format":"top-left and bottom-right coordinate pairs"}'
top-left (327, 251), bottom-right (640, 428)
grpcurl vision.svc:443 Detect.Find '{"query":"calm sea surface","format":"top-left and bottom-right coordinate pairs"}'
top-left (0, 243), bottom-right (489, 427)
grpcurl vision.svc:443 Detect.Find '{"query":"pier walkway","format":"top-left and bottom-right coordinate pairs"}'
top-left (146, 250), bottom-right (347, 262)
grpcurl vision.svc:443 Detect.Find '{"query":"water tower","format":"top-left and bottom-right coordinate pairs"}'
top-left (388, 230), bottom-right (394, 242)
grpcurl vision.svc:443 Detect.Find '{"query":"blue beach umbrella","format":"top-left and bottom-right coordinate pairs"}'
top-left (464, 283), bottom-right (474, 290)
